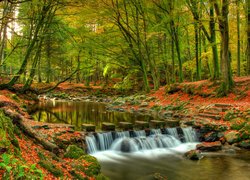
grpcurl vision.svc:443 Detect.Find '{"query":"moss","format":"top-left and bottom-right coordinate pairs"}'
top-left (64, 145), bottom-right (85, 159)
top-left (224, 110), bottom-right (237, 121)
top-left (79, 155), bottom-right (101, 176)
top-left (38, 160), bottom-right (63, 177)
top-left (95, 173), bottom-right (110, 180)
top-left (230, 118), bottom-right (246, 130)
top-left (37, 152), bottom-right (47, 161)
top-left (11, 94), bottom-right (20, 102)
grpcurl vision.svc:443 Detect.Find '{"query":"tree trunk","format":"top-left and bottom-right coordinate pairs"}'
top-left (247, 0), bottom-right (250, 75)
top-left (213, 0), bottom-right (233, 94)
top-left (236, 0), bottom-right (241, 76)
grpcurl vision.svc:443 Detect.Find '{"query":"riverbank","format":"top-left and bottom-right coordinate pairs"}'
top-left (0, 77), bottom-right (250, 179)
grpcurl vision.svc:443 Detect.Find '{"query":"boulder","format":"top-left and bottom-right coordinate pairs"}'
top-left (196, 141), bottom-right (222, 152)
top-left (184, 150), bottom-right (203, 160)
top-left (237, 141), bottom-right (250, 149)
top-left (203, 132), bottom-right (219, 142)
top-left (224, 131), bottom-right (240, 144)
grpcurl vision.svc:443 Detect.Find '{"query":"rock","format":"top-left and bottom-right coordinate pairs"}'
top-left (0, 147), bottom-right (7, 155)
top-left (139, 102), bottom-right (149, 107)
top-left (81, 124), bottom-right (96, 132)
top-left (135, 121), bottom-right (149, 129)
top-left (198, 113), bottom-right (221, 120)
top-left (184, 150), bottom-right (203, 160)
top-left (150, 120), bottom-right (165, 128)
top-left (165, 119), bottom-right (180, 127)
top-left (118, 122), bottom-right (133, 130)
top-left (196, 141), bottom-right (222, 152)
top-left (203, 132), bottom-right (219, 142)
top-left (101, 122), bottom-right (115, 131)
top-left (162, 111), bottom-right (174, 118)
top-left (237, 141), bottom-right (250, 149)
top-left (224, 131), bottom-right (240, 144)
top-left (64, 145), bottom-right (85, 159)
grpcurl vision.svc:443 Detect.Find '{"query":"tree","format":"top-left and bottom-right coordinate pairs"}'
top-left (212, 0), bottom-right (233, 95)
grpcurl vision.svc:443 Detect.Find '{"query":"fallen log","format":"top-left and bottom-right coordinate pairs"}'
top-left (3, 108), bottom-right (59, 154)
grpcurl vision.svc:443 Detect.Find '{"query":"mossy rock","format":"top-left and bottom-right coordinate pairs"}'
top-left (39, 160), bottom-right (63, 177)
top-left (224, 131), bottom-right (241, 144)
top-left (230, 118), bottom-right (246, 130)
top-left (239, 122), bottom-right (250, 140)
top-left (64, 145), bottom-right (85, 159)
top-left (224, 110), bottom-right (237, 121)
top-left (95, 173), bottom-right (110, 180)
top-left (79, 155), bottom-right (101, 176)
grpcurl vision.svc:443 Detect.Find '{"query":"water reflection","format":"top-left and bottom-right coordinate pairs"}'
top-left (30, 100), bottom-right (155, 130)
top-left (94, 148), bottom-right (250, 180)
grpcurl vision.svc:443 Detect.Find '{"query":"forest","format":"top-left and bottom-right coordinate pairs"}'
top-left (0, 0), bottom-right (249, 94)
top-left (0, 0), bottom-right (250, 179)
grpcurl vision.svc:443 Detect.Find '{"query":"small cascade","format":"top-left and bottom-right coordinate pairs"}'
top-left (85, 126), bottom-right (198, 153)
top-left (116, 131), bottom-right (130, 138)
top-left (166, 127), bottom-right (180, 140)
top-left (182, 127), bottom-right (198, 142)
top-left (86, 135), bottom-right (98, 153)
top-left (111, 138), bottom-right (139, 152)
top-left (97, 132), bottom-right (114, 150)
top-left (134, 130), bottom-right (146, 137)
top-left (150, 129), bottom-right (162, 135)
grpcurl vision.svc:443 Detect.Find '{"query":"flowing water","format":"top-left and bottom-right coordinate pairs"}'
top-left (30, 100), bottom-right (250, 180)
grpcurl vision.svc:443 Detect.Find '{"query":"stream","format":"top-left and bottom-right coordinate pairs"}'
top-left (30, 100), bottom-right (250, 180)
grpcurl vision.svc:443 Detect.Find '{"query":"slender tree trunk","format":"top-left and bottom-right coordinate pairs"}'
top-left (247, 0), bottom-right (250, 75)
top-left (236, 0), bottom-right (241, 76)
top-left (209, 4), bottom-right (220, 79)
top-left (194, 21), bottom-right (201, 80)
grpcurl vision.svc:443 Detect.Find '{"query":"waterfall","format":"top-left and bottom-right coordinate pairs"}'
top-left (116, 131), bottom-right (130, 138)
top-left (182, 127), bottom-right (198, 142)
top-left (85, 127), bottom-right (197, 153)
top-left (111, 138), bottom-right (139, 152)
top-left (150, 129), bottom-right (162, 135)
top-left (86, 135), bottom-right (98, 153)
top-left (97, 132), bottom-right (114, 150)
top-left (134, 130), bottom-right (146, 137)
top-left (166, 128), bottom-right (179, 140)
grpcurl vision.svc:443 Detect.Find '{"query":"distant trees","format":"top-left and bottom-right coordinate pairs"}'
top-left (0, 0), bottom-right (249, 95)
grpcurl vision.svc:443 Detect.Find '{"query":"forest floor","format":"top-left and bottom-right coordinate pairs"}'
top-left (0, 76), bottom-right (250, 179)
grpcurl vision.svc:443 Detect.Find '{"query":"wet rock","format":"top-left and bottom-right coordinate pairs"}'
top-left (165, 119), bottom-right (180, 127)
top-left (135, 121), bottom-right (149, 129)
top-left (102, 122), bottom-right (115, 131)
top-left (82, 124), bottom-right (95, 132)
top-left (150, 120), bottom-right (165, 128)
top-left (119, 122), bottom-right (133, 130)
top-left (237, 140), bottom-right (250, 149)
top-left (184, 150), bottom-right (203, 160)
top-left (196, 141), bottom-right (222, 152)
top-left (203, 132), bottom-right (219, 142)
